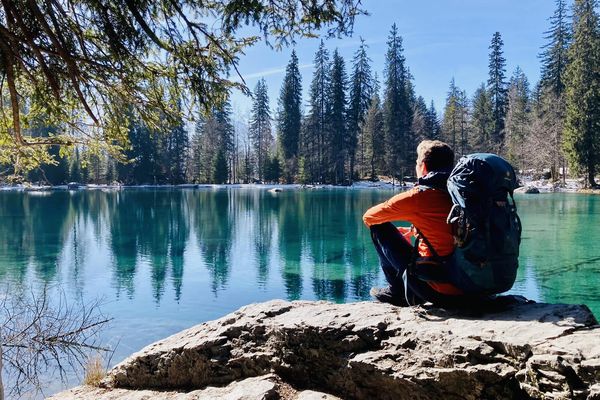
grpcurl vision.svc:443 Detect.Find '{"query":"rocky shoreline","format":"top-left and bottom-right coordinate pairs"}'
top-left (50, 298), bottom-right (600, 400)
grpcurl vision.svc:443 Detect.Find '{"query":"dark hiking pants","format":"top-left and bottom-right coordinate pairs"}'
top-left (369, 222), bottom-right (480, 308)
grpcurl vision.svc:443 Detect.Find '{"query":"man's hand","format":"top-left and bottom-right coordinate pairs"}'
top-left (397, 226), bottom-right (413, 239)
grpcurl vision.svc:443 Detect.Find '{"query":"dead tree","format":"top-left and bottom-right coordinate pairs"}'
top-left (1, 285), bottom-right (111, 398)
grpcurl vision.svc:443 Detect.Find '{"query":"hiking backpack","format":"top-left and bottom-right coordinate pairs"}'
top-left (445, 153), bottom-right (522, 294)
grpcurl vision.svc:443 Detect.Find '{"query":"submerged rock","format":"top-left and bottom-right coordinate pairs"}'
top-left (50, 299), bottom-right (600, 400)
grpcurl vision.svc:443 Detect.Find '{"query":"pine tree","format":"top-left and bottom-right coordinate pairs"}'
top-left (69, 147), bottom-right (82, 183)
top-left (277, 50), bottom-right (302, 182)
top-left (443, 78), bottom-right (462, 152)
top-left (88, 152), bottom-right (104, 183)
top-left (442, 80), bottom-right (470, 157)
top-left (540, 0), bottom-right (571, 97)
top-left (457, 90), bottom-right (470, 157)
top-left (411, 96), bottom-right (429, 143)
top-left (328, 49), bottom-right (348, 184)
top-left (163, 113), bottom-right (189, 184)
top-left (105, 157), bottom-right (116, 184)
top-left (194, 96), bottom-right (235, 183)
top-left (272, 156), bottom-right (281, 183)
top-left (488, 32), bottom-right (508, 148)
top-left (403, 69), bottom-right (418, 168)
top-left (294, 156), bottom-right (304, 184)
top-left (383, 24), bottom-right (412, 181)
top-left (249, 78), bottom-right (273, 181)
top-left (188, 116), bottom-right (205, 183)
top-left (231, 120), bottom-right (240, 184)
top-left (348, 38), bottom-right (373, 182)
top-left (361, 79), bottom-right (385, 180)
top-left (425, 101), bottom-right (441, 140)
top-left (563, 0), bottom-right (600, 187)
top-left (471, 83), bottom-right (495, 152)
top-left (131, 121), bottom-right (160, 184)
top-left (214, 98), bottom-right (235, 182)
top-left (356, 74), bottom-right (380, 178)
top-left (242, 143), bottom-right (253, 183)
top-left (306, 40), bottom-right (330, 183)
top-left (264, 154), bottom-right (282, 183)
top-left (531, 80), bottom-right (544, 107)
top-left (115, 115), bottom-right (160, 184)
top-left (505, 67), bottom-right (531, 169)
top-left (298, 116), bottom-right (314, 183)
top-left (538, 0), bottom-right (571, 182)
top-left (213, 148), bottom-right (228, 184)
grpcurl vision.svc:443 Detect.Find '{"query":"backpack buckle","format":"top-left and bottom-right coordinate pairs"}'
top-left (448, 204), bottom-right (469, 246)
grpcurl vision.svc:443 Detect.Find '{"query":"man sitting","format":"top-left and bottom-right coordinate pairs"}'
top-left (363, 140), bottom-right (463, 306)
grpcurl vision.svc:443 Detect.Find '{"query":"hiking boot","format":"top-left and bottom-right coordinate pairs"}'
top-left (369, 286), bottom-right (408, 306)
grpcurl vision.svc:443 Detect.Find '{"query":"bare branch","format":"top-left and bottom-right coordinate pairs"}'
top-left (1, 285), bottom-right (112, 398)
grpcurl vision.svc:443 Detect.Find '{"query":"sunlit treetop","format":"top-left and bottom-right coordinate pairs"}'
top-left (0, 0), bottom-right (364, 174)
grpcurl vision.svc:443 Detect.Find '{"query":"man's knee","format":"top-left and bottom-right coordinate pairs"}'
top-left (369, 222), bottom-right (398, 240)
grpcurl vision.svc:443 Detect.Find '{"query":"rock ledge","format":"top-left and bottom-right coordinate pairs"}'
top-left (51, 299), bottom-right (600, 400)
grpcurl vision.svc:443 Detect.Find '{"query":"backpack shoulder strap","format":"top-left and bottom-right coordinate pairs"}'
top-left (408, 226), bottom-right (453, 283)
top-left (412, 225), bottom-right (442, 261)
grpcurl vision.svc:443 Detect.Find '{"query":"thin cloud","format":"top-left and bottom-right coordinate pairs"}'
top-left (241, 63), bottom-right (314, 80)
top-left (335, 37), bottom-right (386, 49)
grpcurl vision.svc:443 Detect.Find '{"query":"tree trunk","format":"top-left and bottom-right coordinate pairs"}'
top-left (370, 155), bottom-right (375, 181)
top-left (589, 164), bottom-right (597, 188)
top-left (1, 344), bottom-right (4, 400)
top-left (349, 155), bottom-right (355, 185)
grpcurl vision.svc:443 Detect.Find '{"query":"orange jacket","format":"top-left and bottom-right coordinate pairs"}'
top-left (363, 186), bottom-right (462, 295)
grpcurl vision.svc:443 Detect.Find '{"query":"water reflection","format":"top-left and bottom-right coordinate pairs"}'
top-left (516, 194), bottom-right (600, 309)
top-left (0, 190), bottom-right (599, 314)
top-left (0, 192), bottom-right (74, 283)
top-left (193, 190), bottom-right (234, 294)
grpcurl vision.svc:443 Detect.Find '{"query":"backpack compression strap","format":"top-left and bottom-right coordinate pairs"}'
top-left (407, 226), bottom-right (453, 283)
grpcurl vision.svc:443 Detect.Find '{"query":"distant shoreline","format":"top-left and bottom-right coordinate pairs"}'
top-left (0, 177), bottom-right (592, 193)
top-left (0, 181), bottom-right (408, 192)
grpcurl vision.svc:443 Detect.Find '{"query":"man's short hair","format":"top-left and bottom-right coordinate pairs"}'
top-left (416, 140), bottom-right (454, 172)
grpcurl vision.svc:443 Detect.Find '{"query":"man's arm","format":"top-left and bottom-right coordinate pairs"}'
top-left (362, 188), bottom-right (419, 227)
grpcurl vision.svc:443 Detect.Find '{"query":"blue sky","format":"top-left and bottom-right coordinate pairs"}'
top-left (229, 0), bottom-right (558, 119)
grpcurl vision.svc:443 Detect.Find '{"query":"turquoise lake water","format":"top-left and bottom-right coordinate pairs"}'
top-left (0, 188), bottom-right (599, 394)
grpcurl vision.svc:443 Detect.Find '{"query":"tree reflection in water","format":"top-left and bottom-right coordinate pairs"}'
top-left (0, 188), bottom-right (387, 304)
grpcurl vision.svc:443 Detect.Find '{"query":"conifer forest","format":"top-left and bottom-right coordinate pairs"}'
top-left (2, 0), bottom-right (600, 188)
